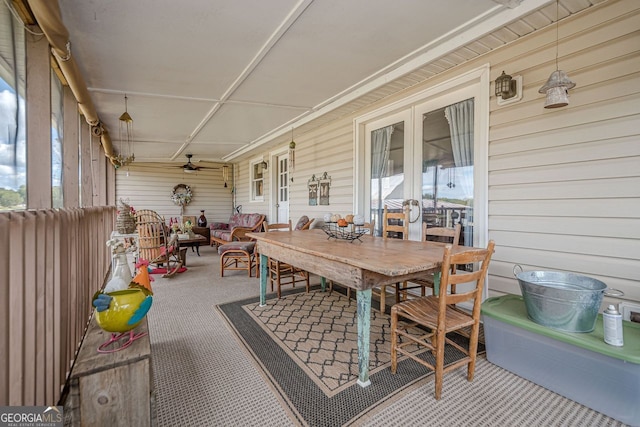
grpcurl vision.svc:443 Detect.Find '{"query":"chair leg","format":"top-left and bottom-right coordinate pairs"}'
top-left (434, 327), bottom-right (446, 400)
top-left (276, 262), bottom-right (282, 299)
top-left (390, 306), bottom-right (398, 374)
top-left (467, 322), bottom-right (480, 381)
top-left (380, 285), bottom-right (386, 313)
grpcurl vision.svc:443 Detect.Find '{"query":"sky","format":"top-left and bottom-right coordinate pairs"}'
top-left (1, 76), bottom-right (63, 191)
top-left (0, 84), bottom-right (26, 191)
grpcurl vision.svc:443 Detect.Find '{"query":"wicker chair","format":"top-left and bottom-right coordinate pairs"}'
top-left (136, 209), bottom-right (184, 277)
top-left (391, 240), bottom-right (495, 399)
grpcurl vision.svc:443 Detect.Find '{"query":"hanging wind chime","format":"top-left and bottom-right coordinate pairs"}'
top-left (222, 165), bottom-right (229, 188)
top-left (288, 127), bottom-right (296, 175)
top-left (447, 168), bottom-right (456, 189)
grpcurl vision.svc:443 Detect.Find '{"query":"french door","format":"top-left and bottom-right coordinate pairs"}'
top-left (362, 84), bottom-right (483, 248)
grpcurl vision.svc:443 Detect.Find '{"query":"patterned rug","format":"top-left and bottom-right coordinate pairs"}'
top-left (217, 289), bottom-right (483, 427)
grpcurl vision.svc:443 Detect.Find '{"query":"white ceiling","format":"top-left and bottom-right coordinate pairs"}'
top-left (56, 0), bottom-right (601, 166)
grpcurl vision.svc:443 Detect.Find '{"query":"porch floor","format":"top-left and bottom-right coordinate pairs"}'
top-left (146, 245), bottom-right (624, 426)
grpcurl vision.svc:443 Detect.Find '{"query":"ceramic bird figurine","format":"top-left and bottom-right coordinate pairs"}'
top-left (92, 260), bottom-right (154, 352)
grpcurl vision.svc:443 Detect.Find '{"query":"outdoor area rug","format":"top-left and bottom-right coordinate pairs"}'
top-left (217, 289), bottom-right (484, 427)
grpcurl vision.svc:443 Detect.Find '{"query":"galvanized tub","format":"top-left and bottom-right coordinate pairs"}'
top-left (513, 265), bottom-right (623, 333)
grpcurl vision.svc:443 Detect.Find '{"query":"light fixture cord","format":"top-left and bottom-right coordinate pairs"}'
top-left (555, 0), bottom-right (559, 71)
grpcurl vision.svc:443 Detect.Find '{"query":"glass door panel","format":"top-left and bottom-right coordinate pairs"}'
top-left (418, 99), bottom-right (475, 280)
top-left (420, 99), bottom-right (474, 247)
top-left (369, 121), bottom-right (405, 236)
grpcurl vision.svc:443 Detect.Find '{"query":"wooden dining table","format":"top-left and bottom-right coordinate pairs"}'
top-left (248, 228), bottom-right (483, 387)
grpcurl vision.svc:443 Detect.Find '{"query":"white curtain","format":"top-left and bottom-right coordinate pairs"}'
top-left (445, 98), bottom-right (474, 245)
top-left (371, 125), bottom-right (393, 236)
top-left (371, 126), bottom-right (393, 179)
top-left (445, 99), bottom-right (474, 168)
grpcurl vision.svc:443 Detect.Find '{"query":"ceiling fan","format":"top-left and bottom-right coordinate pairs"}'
top-left (179, 154), bottom-right (217, 173)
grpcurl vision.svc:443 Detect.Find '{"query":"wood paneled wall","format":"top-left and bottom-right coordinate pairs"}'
top-left (115, 163), bottom-right (234, 224)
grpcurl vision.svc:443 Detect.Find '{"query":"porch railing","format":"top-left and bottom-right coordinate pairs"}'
top-left (0, 207), bottom-right (115, 406)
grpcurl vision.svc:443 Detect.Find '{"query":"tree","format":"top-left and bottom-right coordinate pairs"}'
top-left (0, 188), bottom-right (23, 207)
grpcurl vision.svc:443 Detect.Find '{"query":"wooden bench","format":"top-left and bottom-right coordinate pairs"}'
top-left (63, 316), bottom-right (155, 426)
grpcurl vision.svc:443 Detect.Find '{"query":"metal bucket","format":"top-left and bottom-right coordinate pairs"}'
top-left (513, 265), bottom-right (623, 333)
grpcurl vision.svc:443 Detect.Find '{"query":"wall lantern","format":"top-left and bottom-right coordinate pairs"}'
top-left (259, 159), bottom-right (268, 171)
top-left (495, 71), bottom-right (523, 106)
top-left (495, 71), bottom-right (517, 100)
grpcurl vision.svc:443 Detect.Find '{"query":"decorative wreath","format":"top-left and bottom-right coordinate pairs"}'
top-left (171, 183), bottom-right (192, 206)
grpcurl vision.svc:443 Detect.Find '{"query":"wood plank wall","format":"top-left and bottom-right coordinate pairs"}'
top-left (115, 163), bottom-right (234, 225)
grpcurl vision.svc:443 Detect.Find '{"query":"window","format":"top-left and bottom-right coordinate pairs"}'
top-left (51, 70), bottom-right (63, 208)
top-left (0, 3), bottom-right (26, 210)
top-left (251, 159), bottom-right (265, 201)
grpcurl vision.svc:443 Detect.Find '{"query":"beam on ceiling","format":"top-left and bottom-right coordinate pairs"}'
top-left (170, 0), bottom-right (314, 161)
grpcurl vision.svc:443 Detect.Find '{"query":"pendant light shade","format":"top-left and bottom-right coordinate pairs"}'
top-left (538, 70), bottom-right (576, 108)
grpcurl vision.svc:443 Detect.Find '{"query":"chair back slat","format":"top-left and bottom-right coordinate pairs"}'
top-left (423, 223), bottom-right (461, 245)
top-left (264, 220), bottom-right (292, 232)
top-left (439, 241), bottom-right (495, 308)
top-left (382, 205), bottom-right (409, 240)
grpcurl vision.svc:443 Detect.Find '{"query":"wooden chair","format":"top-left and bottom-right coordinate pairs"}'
top-left (356, 219), bottom-right (375, 235)
top-left (396, 222), bottom-right (462, 301)
top-left (391, 240), bottom-right (495, 399)
top-left (373, 205), bottom-right (409, 312)
top-left (264, 220), bottom-right (310, 298)
top-left (136, 209), bottom-right (185, 277)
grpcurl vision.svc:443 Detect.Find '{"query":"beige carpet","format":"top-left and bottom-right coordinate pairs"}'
top-left (146, 245), bottom-right (626, 426)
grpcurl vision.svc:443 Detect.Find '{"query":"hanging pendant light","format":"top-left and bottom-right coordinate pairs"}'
top-left (538, 0), bottom-right (576, 109)
top-left (116, 94), bottom-right (135, 167)
top-left (288, 127), bottom-right (296, 172)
